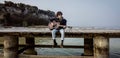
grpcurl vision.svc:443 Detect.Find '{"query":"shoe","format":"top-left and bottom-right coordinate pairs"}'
top-left (53, 39), bottom-right (57, 47)
top-left (60, 40), bottom-right (64, 48)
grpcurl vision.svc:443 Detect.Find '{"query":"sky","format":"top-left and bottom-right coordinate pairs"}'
top-left (0, 0), bottom-right (120, 28)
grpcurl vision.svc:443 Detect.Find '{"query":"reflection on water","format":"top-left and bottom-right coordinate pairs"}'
top-left (36, 48), bottom-right (83, 56)
top-left (35, 38), bottom-right (84, 56)
top-left (35, 38), bottom-right (120, 58)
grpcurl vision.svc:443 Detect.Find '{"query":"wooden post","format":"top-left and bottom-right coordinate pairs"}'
top-left (84, 38), bottom-right (93, 56)
top-left (23, 37), bottom-right (37, 55)
top-left (94, 36), bottom-right (109, 58)
top-left (4, 36), bottom-right (18, 58)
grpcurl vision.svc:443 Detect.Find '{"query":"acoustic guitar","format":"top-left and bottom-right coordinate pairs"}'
top-left (48, 20), bottom-right (66, 30)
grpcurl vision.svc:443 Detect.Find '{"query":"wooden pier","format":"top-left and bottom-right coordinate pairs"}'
top-left (0, 27), bottom-right (120, 58)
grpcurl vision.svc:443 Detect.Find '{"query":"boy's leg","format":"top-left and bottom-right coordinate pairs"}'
top-left (59, 29), bottom-right (65, 48)
top-left (51, 29), bottom-right (58, 47)
top-left (52, 29), bottom-right (58, 40)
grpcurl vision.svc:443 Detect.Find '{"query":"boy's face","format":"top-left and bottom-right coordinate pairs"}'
top-left (57, 15), bottom-right (62, 19)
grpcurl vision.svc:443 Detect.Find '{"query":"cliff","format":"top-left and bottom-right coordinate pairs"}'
top-left (0, 1), bottom-right (55, 27)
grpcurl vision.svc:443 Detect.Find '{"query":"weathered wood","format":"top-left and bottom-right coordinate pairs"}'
top-left (19, 55), bottom-right (94, 58)
top-left (4, 36), bottom-right (18, 58)
top-left (0, 54), bottom-right (94, 58)
top-left (0, 27), bottom-right (120, 33)
top-left (0, 44), bottom-right (84, 48)
top-left (23, 37), bottom-right (37, 55)
top-left (84, 38), bottom-right (93, 56)
top-left (94, 36), bottom-right (109, 58)
top-left (0, 27), bottom-right (120, 38)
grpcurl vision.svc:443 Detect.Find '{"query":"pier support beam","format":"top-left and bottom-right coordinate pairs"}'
top-left (84, 38), bottom-right (93, 56)
top-left (94, 36), bottom-right (109, 58)
top-left (23, 37), bottom-right (37, 55)
top-left (4, 36), bottom-right (18, 58)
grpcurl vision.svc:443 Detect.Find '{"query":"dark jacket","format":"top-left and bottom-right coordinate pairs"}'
top-left (50, 18), bottom-right (67, 30)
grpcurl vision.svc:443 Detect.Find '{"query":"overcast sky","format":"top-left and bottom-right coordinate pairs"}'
top-left (1, 0), bottom-right (120, 28)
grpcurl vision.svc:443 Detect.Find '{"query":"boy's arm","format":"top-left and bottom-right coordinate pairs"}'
top-left (48, 22), bottom-right (54, 30)
top-left (58, 20), bottom-right (67, 28)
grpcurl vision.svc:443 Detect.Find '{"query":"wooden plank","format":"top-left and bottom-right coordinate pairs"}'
top-left (0, 55), bottom-right (94, 58)
top-left (0, 27), bottom-right (120, 38)
top-left (0, 32), bottom-right (120, 38)
top-left (0, 27), bottom-right (120, 33)
top-left (0, 44), bottom-right (84, 48)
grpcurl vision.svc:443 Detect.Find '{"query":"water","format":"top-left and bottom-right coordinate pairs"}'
top-left (35, 38), bottom-right (120, 58)
top-left (35, 38), bottom-right (84, 56)
top-left (110, 38), bottom-right (120, 58)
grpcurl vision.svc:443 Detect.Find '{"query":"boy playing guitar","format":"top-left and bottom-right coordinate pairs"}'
top-left (48, 11), bottom-right (67, 48)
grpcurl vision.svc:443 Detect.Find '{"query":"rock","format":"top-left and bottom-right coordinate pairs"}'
top-left (0, 1), bottom-right (55, 27)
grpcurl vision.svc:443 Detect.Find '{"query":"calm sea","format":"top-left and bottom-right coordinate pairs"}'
top-left (35, 38), bottom-right (120, 58)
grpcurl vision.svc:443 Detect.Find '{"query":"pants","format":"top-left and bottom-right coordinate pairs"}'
top-left (51, 29), bottom-right (65, 40)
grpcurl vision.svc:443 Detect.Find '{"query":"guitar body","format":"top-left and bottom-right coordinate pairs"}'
top-left (48, 20), bottom-right (60, 30)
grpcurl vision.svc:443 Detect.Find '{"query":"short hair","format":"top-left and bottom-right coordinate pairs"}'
top-left (56, 11), bottom-right (63, 16)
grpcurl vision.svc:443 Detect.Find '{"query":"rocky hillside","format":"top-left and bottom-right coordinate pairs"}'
top-left (0, 1), bottom-right (55, 27)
